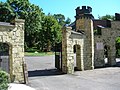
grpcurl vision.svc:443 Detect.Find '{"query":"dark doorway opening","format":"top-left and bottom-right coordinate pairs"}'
top-left (0, 43), bottom-right (9, 73)
top-left (73, 44), bottom-right (82, 71)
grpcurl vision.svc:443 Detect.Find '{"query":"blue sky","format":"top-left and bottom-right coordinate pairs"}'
top-left (1, 0), bottom-right (120, 22)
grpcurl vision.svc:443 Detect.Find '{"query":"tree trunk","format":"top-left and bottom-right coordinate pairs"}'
top-left (47, 40), bottom-right (51, 52)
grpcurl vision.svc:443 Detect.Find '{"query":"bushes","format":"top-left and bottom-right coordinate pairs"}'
top-left (25, 47), bottom-right (38, 52)
top-left (0, 69), bottom-right (9, 90)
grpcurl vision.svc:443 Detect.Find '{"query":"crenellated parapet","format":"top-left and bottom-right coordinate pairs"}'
top-left (75, 6), bottom-right (94, 19)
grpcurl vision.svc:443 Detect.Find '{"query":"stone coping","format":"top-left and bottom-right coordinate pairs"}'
top-left (0, 22), bottom-right (14, 27)
top-left (71, 30), bottom-right (84, 35)
top-left (0, 19), bottom-right (25, 27)
top-left (15, 19), bottom-right (25, 23)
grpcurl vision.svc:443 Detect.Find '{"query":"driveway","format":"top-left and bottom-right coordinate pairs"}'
top-left (25, 56), bottom-right (120, 90)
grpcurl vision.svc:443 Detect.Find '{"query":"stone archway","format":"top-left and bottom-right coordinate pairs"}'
top-left (62, 27), bottom-right (84, 74)
top-left (0, 19), bottom-right (26, 83)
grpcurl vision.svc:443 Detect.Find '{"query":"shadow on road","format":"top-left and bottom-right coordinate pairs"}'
top-left (95, 61), bottom-right (120, 69)
top-left (28, 69), bottom-right (64, 77)
top-left (105, 61), bottom-right (120, 67)
top-left (116, 61), bottom-right (120, 67)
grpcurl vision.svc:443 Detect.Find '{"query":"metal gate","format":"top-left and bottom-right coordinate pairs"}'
top-left (55, 43), bottom-right (62, 70)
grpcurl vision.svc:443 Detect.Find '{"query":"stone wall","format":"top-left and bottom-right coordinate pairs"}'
top-left (0, 19), bottom-right (26, 83)
top-left (62, 6), bottom-right (120, 74)
top-left (94, 21), bottom-right (120, 67)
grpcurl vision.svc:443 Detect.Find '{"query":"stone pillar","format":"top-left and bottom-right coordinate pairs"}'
top-left (62, 27), bottom-right (74, 74)
top-left (66, 39), bottom-right (74, 74)
top-left (0, 19), bottom-right (26, 83)
top-left (62, 27), bottom-right (68, 73)
top-left (76, 18), bottom-right (94, 70)
top-left (108, 44), bottom-right (116, 66)
top-left (12, 19), bottom-right (26, 83)
top-left (84, 19), bottom-right (94, 70)
top-left (94, 47), bottom-right (105, 67)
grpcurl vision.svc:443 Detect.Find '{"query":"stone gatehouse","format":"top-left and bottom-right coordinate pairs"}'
top-left (1, 6), bottom-right (120, 83)
top-left (0, 19), bottom-right (26, 83)
top-left (61, 6), bottom-right (120, 74)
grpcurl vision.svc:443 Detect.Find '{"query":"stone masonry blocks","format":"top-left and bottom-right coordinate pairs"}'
top-left (0, 19), bottom-right (26, 83)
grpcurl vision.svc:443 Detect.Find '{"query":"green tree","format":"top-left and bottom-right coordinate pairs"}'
top-left (65, 17), bottom-right (71, 24)
top-left (39, 15), bottom-right (61, 51)
top-left (54, 14), bottom-right (65, 26)
top-left (53, 14), bottom-right (71, 26)
top-left (98, 14), bottom-right (115, 21)
top-left (7, 0), bottom-right (30, 19)
top-left (0, 0), bottom-right (43, 50)
top-left (0, 1), bottom-right (14, 22)
top-left (25, 4), bottom-right (42, 49)
top-left (0, 0), bottom-right (69, 52)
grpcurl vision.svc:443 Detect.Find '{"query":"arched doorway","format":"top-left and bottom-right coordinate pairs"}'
top-left (73, 44), bottom-right (82, 71)
top-left (104, 43), bottom-right (117, 66)
top-left (104, 45), bottom-right (112, 66)
top-left (0, 43), bottom-right (10, 73)
top-left (104, 45), bottom-right (108, 65)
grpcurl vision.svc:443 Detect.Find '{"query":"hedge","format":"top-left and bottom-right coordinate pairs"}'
top-left (0, 69), bottom-right (9, 90)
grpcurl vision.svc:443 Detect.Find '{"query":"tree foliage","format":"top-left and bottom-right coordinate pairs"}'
top-left (0, 0), bottom-right (71, 52)
top-left (65, 17), bottom-right (71, 24)
top-left (54, 14), bottom-right (71, 26)
top-left (40, 15), bottom-right (62, 51)
top-left (98, 14), bottom-right (115, 21)
top-left (0, 1), bottom-right (14, 22)
top-left (0, 69), bottom-right (9, 90)
top-left (24, 4), bottom-right (42, 49)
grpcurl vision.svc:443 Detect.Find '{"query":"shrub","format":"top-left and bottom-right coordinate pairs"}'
top-left (25, 47), bottom-right (38, 52)
top-left (0, 69), bottom-right (9, 90)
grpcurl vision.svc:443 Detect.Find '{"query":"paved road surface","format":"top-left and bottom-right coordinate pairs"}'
top-left (25, 56), bottom-right (120, 90)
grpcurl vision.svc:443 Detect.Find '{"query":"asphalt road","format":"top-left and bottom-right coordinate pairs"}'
top-left (25, 56), bottom-right (120, 90)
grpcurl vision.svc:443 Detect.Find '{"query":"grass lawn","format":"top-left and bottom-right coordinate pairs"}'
top-left (25, 52), bottom-right (54, 56)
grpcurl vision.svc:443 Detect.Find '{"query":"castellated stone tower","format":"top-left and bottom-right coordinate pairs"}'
top-left (75, 6), bottom-right (94, 70)
top-left (75, 6), bottom-right (94, 31)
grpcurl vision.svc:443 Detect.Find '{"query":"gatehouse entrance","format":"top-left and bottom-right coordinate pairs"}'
top-left (73, 44), bottom-right (82, 71)
top-left (26, 43), bottom-right (63, 77)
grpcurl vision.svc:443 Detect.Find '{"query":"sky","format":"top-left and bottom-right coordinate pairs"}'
top-left (0, 0), bottom-right (120, 22)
